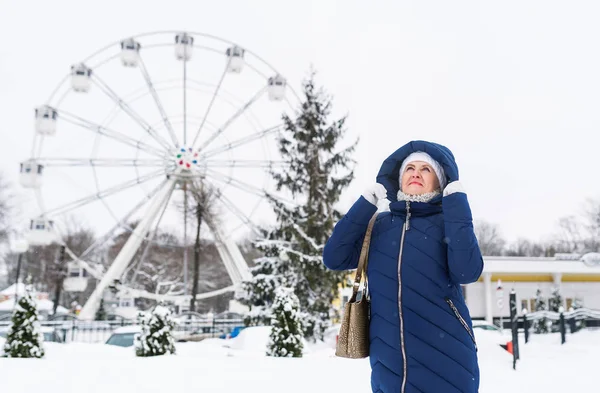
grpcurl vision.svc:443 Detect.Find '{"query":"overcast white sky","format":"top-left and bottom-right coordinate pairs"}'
top-left (2, 0), bottom-right (600, 244)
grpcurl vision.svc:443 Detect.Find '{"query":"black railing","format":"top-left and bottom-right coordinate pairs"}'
top-left (521, 307), bottom-right (600, 345)
top-left (0, 317), bottom-right (245, 344)
top-left (499, 292), bottom-right (600, 370)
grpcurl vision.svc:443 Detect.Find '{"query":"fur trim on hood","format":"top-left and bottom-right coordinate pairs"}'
top-left (396, 190), bottom-right (441, 203)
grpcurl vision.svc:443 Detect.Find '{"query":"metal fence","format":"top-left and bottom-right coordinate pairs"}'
top-left (522, 307), bottom-right (600, 344)
top-left (0, 315), bottom-right (245, 344)
top-left (500, 291), bottom-right (600, 370)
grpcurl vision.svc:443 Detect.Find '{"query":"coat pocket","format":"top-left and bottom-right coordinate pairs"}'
top-left (445, 297), bottom-right (477, 352)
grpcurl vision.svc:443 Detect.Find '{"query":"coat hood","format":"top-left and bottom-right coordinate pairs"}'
top-left (376, 140), bottom-right (459, 202)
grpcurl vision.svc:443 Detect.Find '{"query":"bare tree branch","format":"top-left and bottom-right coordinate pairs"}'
top-left (473, 220), bottom-right (506, 256)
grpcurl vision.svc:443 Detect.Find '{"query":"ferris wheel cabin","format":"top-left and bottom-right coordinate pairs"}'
top-left (226, 46), bottom-right (245, 73)
top-left (35, 105), bottom-right (58, 136)
top-left (268, 75), bottom-right (286, 101)
top-left (120, 38), bottom-right (141, 67)
top-left (175, 33), bottom-right (194, 61)
top-left (19, 160), bottom-right (44, 188)
top-left (63, 262), bottom-right (89, 292)
top-left (27, 218), bottom-right (56, 246)
top-left (70, 63), bottom-right (92, 93)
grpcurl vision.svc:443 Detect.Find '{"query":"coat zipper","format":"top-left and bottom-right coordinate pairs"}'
top-left (445, 298), bottom-right (478, 351)
top-left (397, 201), bottom-right (410, 393)
top-left (405, 200), bottom-right (411, 230)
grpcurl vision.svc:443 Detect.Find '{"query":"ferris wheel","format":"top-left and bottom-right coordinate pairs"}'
top-left (19, 31), bottom-right (299, 320)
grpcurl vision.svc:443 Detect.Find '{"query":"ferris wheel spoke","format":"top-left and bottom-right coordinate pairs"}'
top-left (190, 63), bottom-right (230, 148)
top-left (209, 187), bottom-right (262, 236)
top-left (91, 75), bottom-right (174, 152)
top-left (204, 159), bottom-right (288, 169)
top-left (195, 85), bottom-right (267, 152)
top-left (204, 169), bottom-right (266, 198)
top-left (183, 47), bottom-right (188, 147)
top-left (60, 110), bottom-right (167, 158)
top-left (79, 178), bottom-right (168, 260)
top-left (204, 169), bottom-right (297, 206)
top-left (183, 183), bottom-right (188, 296)
top-left (138, 56), bottom-right (180, 148)
top-left (43, 169), bottom-right (166, 217)
top-left (199, 124), bottom-right (283, 159)
top-left (36, 158), bottom-right (167, 167)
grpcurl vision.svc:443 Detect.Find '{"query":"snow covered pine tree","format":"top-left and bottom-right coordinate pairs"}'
top-left (95, 299), bottom-right (107, 321)
top-left (237, 229), bottom-right (295, 327)
top-left (135, 304), bottom-right (177, 357)
top-left (237, 68), bottom-right (357, 342)
top-left (533, 288), bottom-right (549, 334)
top-left (548, 286), bottom-right (564, 332)
top-left (2, 290), bottom-right (45, 358)
top-left (267, 287), bottom-right (304, 357)
top-left (572, 296), bottom-right (585, 329)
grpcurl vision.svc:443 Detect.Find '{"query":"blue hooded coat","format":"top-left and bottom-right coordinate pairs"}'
top-left (323, 140), bottom-right (483, 393)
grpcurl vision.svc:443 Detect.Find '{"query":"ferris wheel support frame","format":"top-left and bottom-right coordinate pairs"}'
top-left (206, 216), bottom-right (252, 284)
top-left (77, 175), bottom-right (255, 320)
top-left (78, 175), bottom-right (177, 320)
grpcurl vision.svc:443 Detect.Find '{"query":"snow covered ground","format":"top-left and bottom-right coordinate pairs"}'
top-left (1, 327), bottom-right (598, 392)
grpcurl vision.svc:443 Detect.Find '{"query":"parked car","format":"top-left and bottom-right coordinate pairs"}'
top-left (105, 325), bottom-right (141, 347)
top-left (471, 320), bottom-right (515, 352)
top-left (176, 328), bottom-right (215, 343)
top-left (219, 325), bottom-right (246, 340)
top-left (41, 327), bottom-right (64, 343)
top-left (472, 320), bottom-right (503, 332)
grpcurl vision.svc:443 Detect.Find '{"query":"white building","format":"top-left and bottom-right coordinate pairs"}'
top-left (465, 255), bottom-right (600, 323)
top-left (0, 283), bottom-right (68, 319)
top-left (100, 289), bottom-right (139, 320)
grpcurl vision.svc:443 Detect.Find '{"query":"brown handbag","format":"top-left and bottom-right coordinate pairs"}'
top-left (335, 212), bottom-right (378, 359)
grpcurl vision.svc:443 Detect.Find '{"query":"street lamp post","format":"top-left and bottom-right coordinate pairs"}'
top-left (496, 279), bottom-right (504, 330)
top-left (13, 239), bottom-right (30, 301)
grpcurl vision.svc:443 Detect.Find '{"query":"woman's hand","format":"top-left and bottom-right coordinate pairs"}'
top-left (362, 183), bottom-right (387, 205)
top-left (443, 181), bottom-right (465, 196)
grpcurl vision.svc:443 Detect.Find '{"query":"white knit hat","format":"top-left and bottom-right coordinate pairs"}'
top-left (399, 151), bottom-right (447, 191)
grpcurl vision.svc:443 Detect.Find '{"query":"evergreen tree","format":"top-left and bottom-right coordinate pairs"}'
top-left (533, 288), bottom-right (549, 334)
top-left (548, 286), bottom-right (563, 312)
top-left (238, 68), bottom-right (357, 342)
top-left (548, 286), bottom-right (563, 332)
top-left (134, 304), bottom-right (177, 357)
top-left (2, 290), bottom-right (45, 358)
top-left (95, 299), bottom-right (107, 321)
top-left (267, 286), bottom-right (304, 357)
top-left (237, 229), bottom-right (294, 327)
top-left (572, 296), bottom-right (585, 330)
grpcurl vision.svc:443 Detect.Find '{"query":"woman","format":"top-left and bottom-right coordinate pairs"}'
top-left (323, 140), bottom-right (483, 393)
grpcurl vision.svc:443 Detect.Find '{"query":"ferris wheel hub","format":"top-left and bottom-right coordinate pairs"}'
top-left (175, 147), bottom-right (200, 169)
top-left (169, 147), bottom-right (205, 181)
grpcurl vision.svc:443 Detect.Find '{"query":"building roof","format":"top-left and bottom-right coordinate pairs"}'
top-left (0, 283), bottom-right (28, 296)
top-left (0, 298), bottom-right (68, 313)
top-left (482, 256), bottom-right (600, 275)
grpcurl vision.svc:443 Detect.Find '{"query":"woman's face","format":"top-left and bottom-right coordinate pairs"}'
top-left (401, 161), bottom-right (440, 195)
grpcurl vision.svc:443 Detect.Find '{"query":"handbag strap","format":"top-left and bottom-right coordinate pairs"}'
top-left (350, 212), bottom-right (379, 302)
